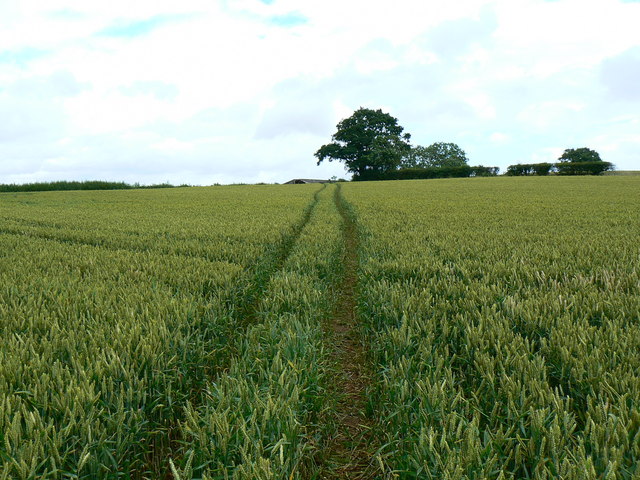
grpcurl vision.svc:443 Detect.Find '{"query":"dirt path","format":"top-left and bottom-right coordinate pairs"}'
top-left (319, 184), bottom-right (376, 479)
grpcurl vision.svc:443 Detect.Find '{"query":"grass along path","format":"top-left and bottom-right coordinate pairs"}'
top-left (319, 184), bottom-right (376, 479)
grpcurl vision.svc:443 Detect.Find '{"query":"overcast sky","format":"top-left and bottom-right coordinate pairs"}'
top-left (1, 0), bottom-right (639, 184)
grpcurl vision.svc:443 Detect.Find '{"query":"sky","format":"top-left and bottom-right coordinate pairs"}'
top-left (1, 0), bottom-right (639, 185)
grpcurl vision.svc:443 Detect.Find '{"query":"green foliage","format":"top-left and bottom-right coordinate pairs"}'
top-left (0, 180), bottom-right (181, 192)
top-left (506, 163), bottom-right (554, 176)
top-left (314, 110), bottom-right (474, 181)
top-left (363, 133), bottom-right (411, 173)
top-left (364, 165), bottom-right (499, 180)
top-left (559, 147), bottom-right (602, 163)
top-left (507, 161), bottom-right (613, 176)
top-left (507, 148), bottom-right (614, 177)
top-left (343, 176), bottom-right (640, 479)
top-left (403, 142), bottom-right (469, 169)
top-left (532, 163), bottom-right (554, 175)
top-left (315, 107), bottom-right (411, 179)
top-left (556, 161), bottom-right (614, 175)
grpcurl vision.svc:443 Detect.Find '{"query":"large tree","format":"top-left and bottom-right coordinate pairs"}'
top-left (315, 108), bottom-right (411, 179)
top-left (558, 147), bottom-right (602, 163)
top-left (403, 142), bottom-right (469, 169)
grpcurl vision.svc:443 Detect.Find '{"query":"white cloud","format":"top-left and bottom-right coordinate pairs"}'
top-left (530, 146), bottom-right (565, 164)
top-left (490, 132), bottom-right (509, 143)
top-left (517, 101), bottom-right (586, 130)
top-left (601, 46), bottom-right (640, 101)
top-left (1, 0), bottom-right (639, 185)
top-left (152, 138), bottom-right (194, 152)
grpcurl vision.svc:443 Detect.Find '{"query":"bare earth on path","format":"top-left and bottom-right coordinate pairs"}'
top-left (319, 185), bottom-right (377, 480)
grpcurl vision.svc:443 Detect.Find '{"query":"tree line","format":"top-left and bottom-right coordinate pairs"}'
top-left (506, 148), bottom-right (613, 176)
top-left (0, 180), bottom-right (181, 193)
top-left (315, 108), bottom-right (613, 180)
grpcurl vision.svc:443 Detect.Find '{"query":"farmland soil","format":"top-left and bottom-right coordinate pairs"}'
top-left (319, 185), bottom-right (376, 479)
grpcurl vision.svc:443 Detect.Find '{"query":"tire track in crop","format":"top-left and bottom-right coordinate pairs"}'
top-left (233, 183), bottom-right (326, 328)
top-left (319, 184), bottom-right (376, 480)
top-left (152, 184), bottom-right (326, 480)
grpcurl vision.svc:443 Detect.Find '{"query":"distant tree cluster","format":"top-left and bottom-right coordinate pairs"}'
top-left (402, 142), bottom-right (469, 169)
top-left (315, 109), bottom-right (615, 181)
top-left (506, 148), bottom-right (613, 176)
top-left (0, 180), bottom-right (182, 193)
top-left (315, 108), bottom-right (498, 181)
top-left (381, 165), bottom-right (499, 180)
top-left (506, 163), bottom-right (554, 176)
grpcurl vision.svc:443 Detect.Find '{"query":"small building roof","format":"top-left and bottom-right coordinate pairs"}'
top-left (284, 179), bottom-right (328, 184)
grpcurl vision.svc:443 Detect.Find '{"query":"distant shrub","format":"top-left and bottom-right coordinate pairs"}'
top-left (532, 163), bottom-right (554, 175)
top-left (0, 180), bottom-right (184, 193)
top-left (555, 161), bottom-right (614, 175)
top-left (506, 163), bottom-right (554, 176)
top-left (507, 159), bottom-right (613, 177)
top-left (506, 164), bottom-right (530, 176)
top-left (471, 165), bottom-right (500, 177)
top-left (354, 165), bottom-right (499, 181)
top-left (138, 183), bottom-right (177, 189)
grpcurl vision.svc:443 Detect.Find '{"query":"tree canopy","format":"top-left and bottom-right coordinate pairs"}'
top-left (558, 147), bottom-right (602, 163)
top-left (403, 142), bottom-right (469, 169)
top-left (315, 108), bottom-right (411, 179)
